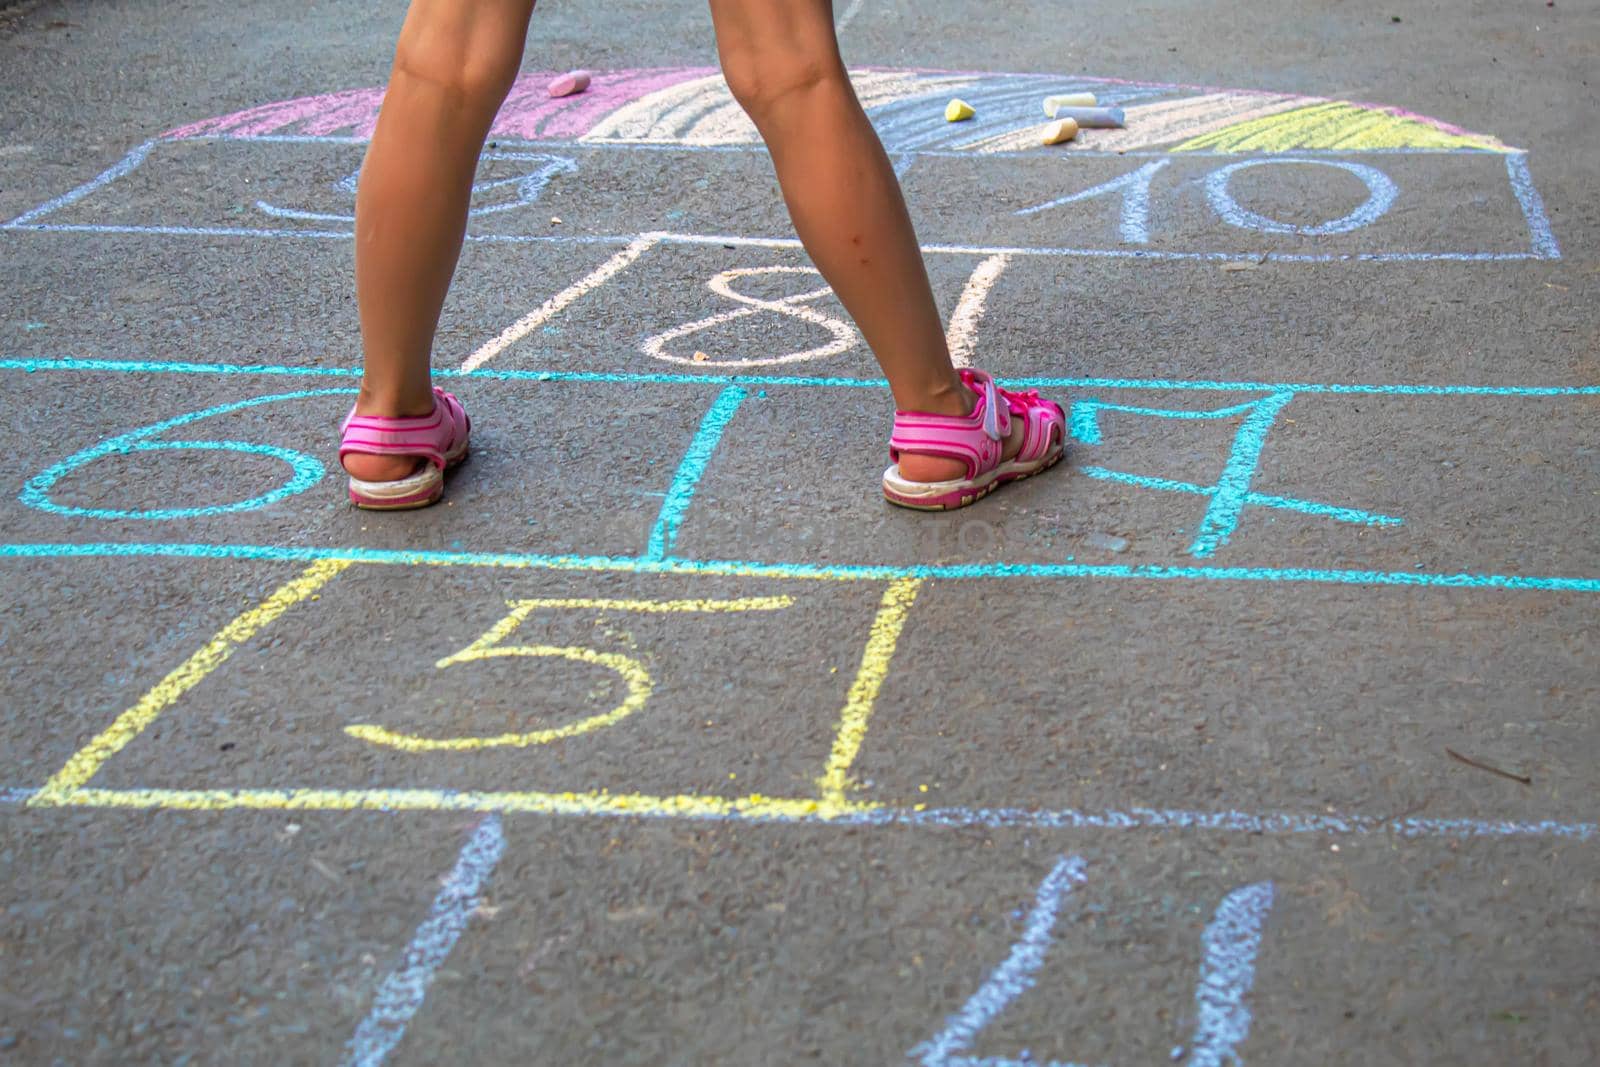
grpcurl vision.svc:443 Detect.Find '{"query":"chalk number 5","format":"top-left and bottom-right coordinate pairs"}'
top-left (344, 595), bottom-right (794, 752)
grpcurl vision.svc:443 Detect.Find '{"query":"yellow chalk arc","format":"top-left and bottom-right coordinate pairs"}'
top-left (1173, 100), bottom-right (1507, 153)
top-left (345, 645), bottom-right (652, 752)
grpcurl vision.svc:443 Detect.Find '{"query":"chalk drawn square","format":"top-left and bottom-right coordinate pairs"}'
top-left (672, 385), bottom-right (1394, 571)
top-left (7, 132), bottom-right (1552, 262)
top-left (81, 566), bottom-right (892, 800)
top-left (4, 373), bottom-right (730, 561)
top-left (845, 579), bottom-right (1600, 827)
top-left (471, 241), bottom-right (1007, 380)
top-left (407, 836), bottom-right (1285, 1066)
top-left (0, 558), bottom-right (318, 789)
top-left (669, 381), bottom-right (1600, 579)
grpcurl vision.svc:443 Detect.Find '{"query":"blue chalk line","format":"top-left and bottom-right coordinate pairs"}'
top-left (2, 541), bottom-right (1598, 594)
top-left (2, 140), bottom-right (156, 227)
top-left (1079, 467), bottom-right (1402, 529)
top-left (4, 357), bottom-right (1597, 398)
top-left (0, 782), bottom-right (1592, 840)
top-left (1505, 152), bottom-right (1561, 259)
top-left (645, 385), bottom-right (746, 560)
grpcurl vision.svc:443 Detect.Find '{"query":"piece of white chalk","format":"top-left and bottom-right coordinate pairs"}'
top-left (1041, 118), bottom-right (1080, 145)
top-left (1045, 105), bottom-right (1124, 128)
top-left (547, 70), bottom-right (591, 98)
top-left (945, 98), bottom-right (976, 122)
top-left (1041, 92), bottom-right (1097, 116)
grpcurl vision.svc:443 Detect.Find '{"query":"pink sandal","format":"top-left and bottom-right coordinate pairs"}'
top-left (882, 369), bottom-right (1066, 510)
top-left (339, 386), bottom-right (471, 510)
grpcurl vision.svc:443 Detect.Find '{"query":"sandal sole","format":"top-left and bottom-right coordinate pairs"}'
top-left (349, 448), bottom-right (469, 511)
top-left (882, 447), bottom-right (1064, 511)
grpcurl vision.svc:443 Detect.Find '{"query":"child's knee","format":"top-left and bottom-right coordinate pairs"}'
top-left (392, 18), bottom-right (522, 111)
top-left (722, 52), bottom-right (845, 122)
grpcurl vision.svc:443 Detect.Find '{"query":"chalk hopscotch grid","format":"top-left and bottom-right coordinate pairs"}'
top-left (1, 103), bottom-right (1574, 588)
top-left (7, 445), bottom-right (1591, 837)
top-left (0, 137), bottom-right (1561, 263)
top-left (1, 362), bottom-right (1596, 590)
top-left (7, 550), bottom-right (1592, 841)
top-left (0, 100), bottom-right (1587, 840)
top-left (3, 356), bottom-right (1598, 592)
top-left (5, 434), bottom-right (1596, 856)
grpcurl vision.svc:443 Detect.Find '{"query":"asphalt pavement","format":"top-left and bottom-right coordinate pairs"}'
top-left (1, 0), bottom-right (1597, 1063)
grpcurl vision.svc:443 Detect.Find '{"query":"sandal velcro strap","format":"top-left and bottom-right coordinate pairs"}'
top-left (888, 369), bottom-right (1011, 480)
top-left (996, 384), bottom-right (1066, 467)
top-left (339, 387), bottom-right (468, 471)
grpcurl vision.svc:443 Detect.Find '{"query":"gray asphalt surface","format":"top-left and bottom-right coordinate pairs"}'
top-left (2, 0), bottom-right (1598, 1064)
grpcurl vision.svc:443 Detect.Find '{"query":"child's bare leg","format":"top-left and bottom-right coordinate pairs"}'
top-left (345, 0), bottom-right (536, 483)
top-left (710, 0), bottom-right (1022, 482)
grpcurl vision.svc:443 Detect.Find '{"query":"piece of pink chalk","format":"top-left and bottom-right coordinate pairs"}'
top-left (547, 70), bottom-right (591, 98)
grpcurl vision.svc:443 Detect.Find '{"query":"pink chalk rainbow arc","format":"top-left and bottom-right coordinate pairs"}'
top-left (164, 68), bottom-right (1512, 155)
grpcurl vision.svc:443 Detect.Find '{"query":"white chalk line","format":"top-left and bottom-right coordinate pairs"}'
top-left (341, 816), bottom-right (507, 1067)
top-left (1, 220), bottom-right (1550, 264)
top-left (2, 140), bottom-right (156, 227)
top-left (459, 234), bottom-right (658, 371)
top-left (834, 0), bottom-right (866, 34)
top-left (945, 253), bottom-right (1011, 368)
top-left (1185, 882), bottom-right (1274, 1067)
top-left (912, 855), bottom-right (1089, 1065)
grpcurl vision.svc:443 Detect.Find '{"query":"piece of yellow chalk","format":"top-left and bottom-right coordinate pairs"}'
top-left (547, 70), bottom-right (591, 98)
top-left (1042, 92), bottom-right (1096, 116)
top-left (1041, 118), bottom-right (1079, 145)
top-left (945, 98), bottom-right (975, 122)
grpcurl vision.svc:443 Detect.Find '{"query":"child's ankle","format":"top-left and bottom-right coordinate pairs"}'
top-left (900, 375), bottom-right (974, 418)
top-left (354, 385), bottom-right (435, 420)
